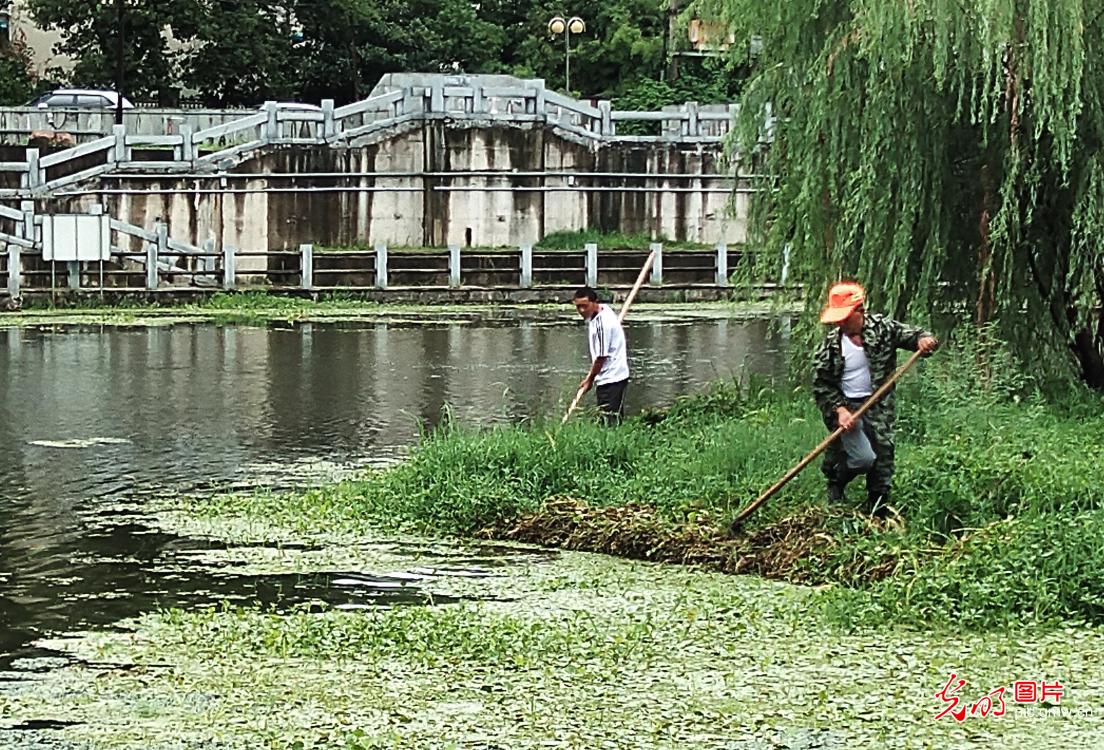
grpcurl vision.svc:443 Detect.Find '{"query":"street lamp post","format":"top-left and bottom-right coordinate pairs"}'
top-left (115, 0), bottom-right (124, 126)
top-left (0, 1), bottom-right (12, 52)
top-left (548, 16), bottom-right (585, 93)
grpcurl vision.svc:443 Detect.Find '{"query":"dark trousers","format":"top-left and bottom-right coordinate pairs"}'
top-left (595, 379), bottom-right (628, 426)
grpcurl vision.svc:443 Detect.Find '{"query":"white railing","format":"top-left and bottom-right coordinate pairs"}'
top-left (0, 107), bottom-right (253, 144)
top-left (0, 77), bottom-right (750, 197)
top-left (1, 205), bottom-right (230, 295)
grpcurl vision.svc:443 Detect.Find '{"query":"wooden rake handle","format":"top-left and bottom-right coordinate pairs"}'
top-left (561, 250), bottom-right (656, 425)
top-left (728, 348), bottom-right (926, 531)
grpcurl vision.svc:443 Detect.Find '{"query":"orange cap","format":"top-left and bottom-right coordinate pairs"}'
top-left (820, 282), bottom-right (865, 324)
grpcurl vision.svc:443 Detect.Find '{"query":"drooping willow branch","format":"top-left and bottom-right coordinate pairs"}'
top-left (709, 0), bottom-right (1104, 386)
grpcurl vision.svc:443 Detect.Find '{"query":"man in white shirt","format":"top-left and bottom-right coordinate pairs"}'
top-left (572, 286), bottom-right (630, 426)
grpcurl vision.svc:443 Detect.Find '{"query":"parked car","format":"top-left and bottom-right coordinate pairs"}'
top-left (26, 89), bottom-right (135, 110)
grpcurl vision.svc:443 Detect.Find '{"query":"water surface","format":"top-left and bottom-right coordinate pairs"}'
top-left (0, 314), bottom-right (785, 669)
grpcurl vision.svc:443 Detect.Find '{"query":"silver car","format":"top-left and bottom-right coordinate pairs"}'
top-left (27, 89), bottom-right (135, 110)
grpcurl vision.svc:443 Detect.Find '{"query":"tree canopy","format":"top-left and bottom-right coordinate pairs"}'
top-left (712, 0), bottom-right (1104, 388)
top-left (25, 0), bottom-right (733, 106)
top-left (26, 0), bottom-right (198, 101)
top-left (0, 45), bottom-right (38, 105)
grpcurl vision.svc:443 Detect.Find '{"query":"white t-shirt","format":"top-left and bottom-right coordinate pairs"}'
top-left (588, 305), bottom-right (630, 386)
top-left (840, 334), bottom-right (873, 398)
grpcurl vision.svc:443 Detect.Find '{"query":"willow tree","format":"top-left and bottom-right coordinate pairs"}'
top-left (710, 0), bottom-right (1104, 388)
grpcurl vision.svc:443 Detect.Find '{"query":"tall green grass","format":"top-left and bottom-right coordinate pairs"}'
top-left (340, 378), bottom-right (821, 534)
top-left (536, 230), bottom-right (711, 251)
top-left (824, 508), bottom-right (1104, 629)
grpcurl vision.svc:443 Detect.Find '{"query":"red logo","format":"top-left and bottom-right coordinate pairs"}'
top-left (935, 673), bottom-right (967, 722)
top-left (936, 675), bottom-right (1064, 721)
top-left (1013, 681), bottom-right (1037, 704)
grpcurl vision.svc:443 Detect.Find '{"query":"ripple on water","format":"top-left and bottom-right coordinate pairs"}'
top-left (27, 437), bottom-right (133, 449)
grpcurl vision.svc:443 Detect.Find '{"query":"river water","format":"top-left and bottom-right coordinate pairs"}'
top-left (0, 313), bottom-right (786, 671)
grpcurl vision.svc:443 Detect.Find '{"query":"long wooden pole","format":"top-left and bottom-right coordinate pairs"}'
top-left (727, 348), bottom-right (925, 532)
top-left (561, 250), bottom-right (656, 425)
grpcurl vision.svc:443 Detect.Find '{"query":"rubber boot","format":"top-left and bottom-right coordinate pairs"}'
top-left (828, 468), bottom-right (860, 504)
top-left (867, 490), bottom-right (892, 519)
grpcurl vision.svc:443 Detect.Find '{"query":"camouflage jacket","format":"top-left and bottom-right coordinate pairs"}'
top-left (812, 313), bottom-right (930, 425)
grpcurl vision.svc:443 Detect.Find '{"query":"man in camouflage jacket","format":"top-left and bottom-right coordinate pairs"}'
top-left (812, 282), bottom-right (938, 515)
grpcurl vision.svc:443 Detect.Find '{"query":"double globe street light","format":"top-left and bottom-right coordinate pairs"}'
top-left (547, 15), bottom-right (585, 93)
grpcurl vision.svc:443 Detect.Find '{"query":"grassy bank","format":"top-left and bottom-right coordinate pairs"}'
top-left (180, 332), bottom-right (1104, 631)
top-left (8, 291), bottom-right (453, 321)
top-left (535, 229), bottom-right (712, 251)
top-left (315, 230), bottom-right (713, 253)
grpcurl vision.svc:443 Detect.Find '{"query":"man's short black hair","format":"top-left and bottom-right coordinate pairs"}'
top-left (573, 286), bottom-right (599, 302)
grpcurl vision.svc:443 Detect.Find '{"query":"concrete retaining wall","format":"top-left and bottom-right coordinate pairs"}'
top-left (44, 120), bottom-right (744, 259)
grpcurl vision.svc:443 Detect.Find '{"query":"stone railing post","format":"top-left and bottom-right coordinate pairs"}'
top-left (20, 200), bottom-right (34, 243)
top-left (448, 244), bottom-right (461, 288)
top-left (520, 244), bottom-right (533, 288)
top-left (585, 243), bottom-right (598, 287)
top-left (300, 243), bottom-right (314, 289)
top-left (375, 242), bottom-right (388, 289)
top-left (223, 244), bottom-right (236, 289)
top-left (263, 100), bottom-right (279, 141)
top-left (24, 149), bottom-right (42, 192)
top-left (650, 242), bottom-right (663, 285)
top-left (7, 244), bottom-right (21, 298)
top-left (112, 123), bottom-right (128, 164)
top-left (715, 242), bottom-right (728, 287)
top-left (177, 124), bottom-right (195, 162)
top-left (686, 102), bottom-right (700, 138)
top-left (598, 100), bottom-right (612, 136)
top-left (322, 99), bottom-right (336, 139)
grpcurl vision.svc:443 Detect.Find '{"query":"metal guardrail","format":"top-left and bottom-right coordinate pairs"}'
top-left (0, 78), bottom-right (755, 199)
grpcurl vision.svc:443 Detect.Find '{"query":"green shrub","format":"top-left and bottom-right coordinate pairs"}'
top-left (825, 510), bottom-right (1104, 628)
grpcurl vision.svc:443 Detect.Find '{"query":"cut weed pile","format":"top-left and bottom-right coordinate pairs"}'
top-left (480, 497), bottom-right (897, 584)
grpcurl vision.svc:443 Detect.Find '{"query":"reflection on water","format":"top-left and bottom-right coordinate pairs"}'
top-left (0, 315), bottom-right (785, 670)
